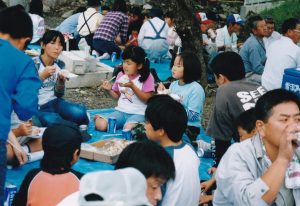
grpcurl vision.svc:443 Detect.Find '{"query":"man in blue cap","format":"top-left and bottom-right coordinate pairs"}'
top-left (216, 14), bottom-right (244, 53)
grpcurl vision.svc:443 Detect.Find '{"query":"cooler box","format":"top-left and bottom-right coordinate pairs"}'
top-left (59, 51), bottom-right (86, 74)
top-left (281, 68), bottom-right (300, 97)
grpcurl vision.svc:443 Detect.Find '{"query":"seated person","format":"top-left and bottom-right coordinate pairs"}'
top-left (93, 0), bottom-right (128, 59)
top-left (206, 52), bottom-right (267, 165)
top-left (13, 124), bottom-right (83, 206)
top-left (145, 95), bottom-right (200, 206)
top-left (34, 30), bottom-right (89, 127)
top-left (94, 46), bottom-right (154, 131)
top-left (200, 108), bottom-right (257, 205)
top-left (214, 89), bottom-right (300, 205)
top-left (57, 168), bottom-right (151, 206)
top-left (7, 112), bottom-right (43, 166)
top-left (157, 51), bottom-right (205, 145)
top-left (138, 8), bottom-right (169, 62)
top-left (115, 140), bottom-right (175, 206)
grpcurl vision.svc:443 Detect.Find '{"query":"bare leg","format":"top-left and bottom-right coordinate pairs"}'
top-left (95, 117), bottom-right (108, 131)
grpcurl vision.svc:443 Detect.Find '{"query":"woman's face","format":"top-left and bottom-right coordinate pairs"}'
top-left (42, 37), bottom-right (63, 59)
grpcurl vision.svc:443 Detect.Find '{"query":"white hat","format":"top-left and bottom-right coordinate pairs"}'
top-left (79, 168), bottom-right (151, 206)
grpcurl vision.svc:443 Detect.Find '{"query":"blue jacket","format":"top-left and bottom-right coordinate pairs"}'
top-left (239, 34), bottom-right (266, 75)
top-left (0, 39), bottom-right (41, 140)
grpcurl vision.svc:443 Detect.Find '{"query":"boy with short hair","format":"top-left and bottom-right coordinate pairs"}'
top-left (13, 124), bottom-right (83, 206)
top-left (115, 140), bottom-right (175, 206)
top-left (235, 108), bottom-right (257, 142)
top-left (207, 51), bottom-right (267, 165)
top-left (144, 95), bottom-right (200, 206)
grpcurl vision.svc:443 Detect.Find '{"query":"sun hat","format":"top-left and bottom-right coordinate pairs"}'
top-left (79, 168), bottom-right (151, 206)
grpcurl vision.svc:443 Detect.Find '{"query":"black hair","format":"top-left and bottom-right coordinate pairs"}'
top-left (235, 108), bottom-right (256, 133)
top-left (115, 140), bottom-right (175, 180)
top-left (101, 5), bottom-right (110, 11)
top-left (121, 45), bottom-right (150, 82)
top-left (255, 89), bottom-right (300, 123)
top-left (41, 125), bottom-right (82, 174)
top-left (281, 18), bottom-right (300, 34)
top-left (73, 6), bottom-right (87, 15)
top-left (246, 15), bottom-right (264, 33)
top-left (164, 11), bottom-right (174, 19)
top-left (0, 0), bottom-right (7, 10)
top-left (176, 51), bottom-right (202, 84)
top-left (264, 16), bottom-right (274, 24)
top-left (29, 0), bottom-right (43, 17)
top-left (206, 11), bottom-right (219, 22)
top-left (111, 0), bottom-right (127, 13)
top-left (226, 22), bottom-right (240, 27)
top-left (40, 30), bottom-right (66, 54)
top-left (145, 95), bottom-right (188, 142)
top-left (210, 51), bottom-right (245, 81)
top-left (0, 5), bottom-right (33, 39)
top-left (130, 6), bottom-right (141, 17)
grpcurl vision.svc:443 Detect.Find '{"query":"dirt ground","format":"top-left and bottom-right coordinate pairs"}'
top-left (44, 6), bottom-right (216, 130)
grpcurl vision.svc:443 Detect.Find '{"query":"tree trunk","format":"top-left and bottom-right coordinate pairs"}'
top-left (149, 0), bottom-right (208, 86)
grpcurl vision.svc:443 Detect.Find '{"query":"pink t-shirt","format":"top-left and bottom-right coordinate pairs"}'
top-left (112, 72), bottom-right (155, 92)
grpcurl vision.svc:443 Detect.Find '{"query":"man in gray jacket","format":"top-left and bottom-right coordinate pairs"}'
top-left (214, 89), bottom-right (300, 206)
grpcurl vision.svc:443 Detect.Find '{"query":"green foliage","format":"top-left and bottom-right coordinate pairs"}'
top-left (260, 0), bottom-right (300, 30)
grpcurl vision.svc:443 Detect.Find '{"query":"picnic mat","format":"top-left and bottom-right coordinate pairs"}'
top-left (6, 109), bottom-right (214, 188)
top-left (101, 59), bottom-right (172, 81)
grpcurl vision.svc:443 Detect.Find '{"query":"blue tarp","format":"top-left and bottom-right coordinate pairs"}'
top-left (6, 109), bottom-right (214, 188)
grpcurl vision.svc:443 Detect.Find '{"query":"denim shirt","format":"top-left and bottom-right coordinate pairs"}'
top-left (213, 134), bottom-right (300, 206)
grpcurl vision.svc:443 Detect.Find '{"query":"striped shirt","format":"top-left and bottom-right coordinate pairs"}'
top-left (93, 11), bottom-right (129, 43)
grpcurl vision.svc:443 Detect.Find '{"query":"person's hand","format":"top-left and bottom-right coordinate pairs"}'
top-left (119, 80), bottom-right (134, 89)
top-left (199, 194), bottom-right (213, 205)
top-left (57, 70), bottom-right (68, 82)
top-left (40, 66), bottom-right (56, 80)
top-left (208, 166), bottom-right (217, 174)
top-left (201, 178), bottom-right (215, 193)
top-left (101, 80), bottom-right (113, 91)
top-left (277, 123), bottom-right (300, 163)
top-left (16, 122), bottom-right (32, 136)
top-left (12, 143), bottom-right (28, 165)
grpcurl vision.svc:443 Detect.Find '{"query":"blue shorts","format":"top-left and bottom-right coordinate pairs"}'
top-left (100, 110), bottom-right (144, 130)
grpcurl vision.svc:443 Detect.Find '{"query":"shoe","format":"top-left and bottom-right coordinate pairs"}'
top-left (99, 53), bottom-right (111, 60)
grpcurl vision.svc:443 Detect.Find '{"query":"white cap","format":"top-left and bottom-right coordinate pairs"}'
top-left (79, 168), bottom-right (151, 206)
top-left (143, 4), bottom-right (152, 10)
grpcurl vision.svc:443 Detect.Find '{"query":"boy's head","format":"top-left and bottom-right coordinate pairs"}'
top-left (0, 5), bottom-right (33, 50)
top-left (145, 95), bottom-right (187, 143)
top-left (255, 89), bottom-right (300, 149)
top-left (264, 16), bottom-right (276, 38)
top-left (210, 51), bottom-right (245, 86)
top-left (41, 124), bottom-right (83, 174)
top-left (101, 5), bottom-right (110, 16)
top-left (235, 108), bottom-right (257, 142)
top-left (115, 140), bottom-right (175, 206)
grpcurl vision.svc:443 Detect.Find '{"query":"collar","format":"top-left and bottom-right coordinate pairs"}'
top-left (251, 133), bottom-right (264, 160)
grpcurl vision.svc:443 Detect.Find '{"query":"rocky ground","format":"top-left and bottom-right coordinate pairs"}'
top-left (44, 3), bottom-right (217, 129)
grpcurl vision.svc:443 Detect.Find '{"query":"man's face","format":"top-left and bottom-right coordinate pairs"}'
top-left (229, 23), bottom-right (241, 34)
top-left (253, 20), bottom-right (267, 38)
top-left (289, 23), bottom-right (300, 44)
top-left (266, 23), bottom-right (275, 37)
top-left (258, 101), bottom-right (300, 148)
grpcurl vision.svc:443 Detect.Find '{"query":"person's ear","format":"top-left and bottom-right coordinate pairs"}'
top-left (137, 63), bottom-right (143, 70)
top-left (70, 149), bottom-right (80, 165)
top-left (158, 128), bottom-right (165, 137)
top-left (256, 120), bottom-right (265, 137)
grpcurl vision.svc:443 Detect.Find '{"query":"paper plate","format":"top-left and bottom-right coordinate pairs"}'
top-left (29, 127), bottom-right (46, 138)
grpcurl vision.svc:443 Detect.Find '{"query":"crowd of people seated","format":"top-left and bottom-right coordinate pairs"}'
top-left (0, 0), bottom-right (300, 205)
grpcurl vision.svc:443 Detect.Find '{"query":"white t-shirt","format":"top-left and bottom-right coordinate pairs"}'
top-left (29, 13), bottom-right (45, 43)
top-left (263, 31), bottom-right (281, 51)
top-left (162, 143), bottom-right (200, 206)
top-left (77, 8), bottom-right (103, 36)
top-left (216, 25), bottom-right (238, 53)
top-left (262, 36), bottom-right (300, 91)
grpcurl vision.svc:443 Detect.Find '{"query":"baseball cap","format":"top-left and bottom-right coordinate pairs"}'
top-left (42, 124), bottom-right (83, 154)
top-left (198, 12), bottom-right (214, 25)
top-left (226, 14), bottom-right (245, 25)
top-left (79, 168), bottom-right (151, 206)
